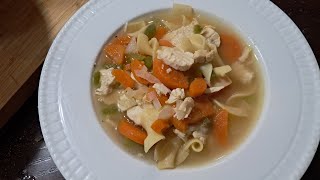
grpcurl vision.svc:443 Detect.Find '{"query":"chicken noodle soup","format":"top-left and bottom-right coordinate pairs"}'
top-left (92, 3), bottom-right (264, 169)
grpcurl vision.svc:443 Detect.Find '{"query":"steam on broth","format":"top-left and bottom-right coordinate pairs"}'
top-left (92, 3), bottom-right (264, 169)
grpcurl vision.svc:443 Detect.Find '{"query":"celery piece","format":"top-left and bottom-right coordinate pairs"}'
top-left (143, 56), bottom-right (153, 70)
top-left (194, 24), bottom-right (203, 34)
top-left (105, 63), bottom-right (118, 69)
top-left (144, 23), bottom-right (156, 39)
top-left (93, 71), bottom-right (101, 87)
top-left (102, 104), bottom-right (119, 115)
top-left (125, 53), bottom-right (146, 63)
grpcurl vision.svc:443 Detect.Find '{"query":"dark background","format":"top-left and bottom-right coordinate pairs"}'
top-left (0, 0), bottom-right (319, 179)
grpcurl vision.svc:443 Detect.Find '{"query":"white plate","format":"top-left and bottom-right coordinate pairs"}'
top-left (38, 0), bottom-right (320, 179)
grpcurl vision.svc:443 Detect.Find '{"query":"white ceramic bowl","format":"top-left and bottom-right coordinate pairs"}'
top-left (38, 0), bottom-right (320, 179)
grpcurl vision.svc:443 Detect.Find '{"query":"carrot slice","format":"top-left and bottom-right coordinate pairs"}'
top-left (104, 44), bottom-right (126, 65)
top-left (112, 69), bottom-right (135, 88)
top-left (213, 109), bottom-right (228, 146)
top-left (189, 78), bottom-right (207, 97)
top-left (118, 119), bottom-right (147, 145)
top-left (170, 117), bottom-right (188, 132)
top-left (130, 59), bottom-right (150, 85)
top-left (111, 35), bottom-right (131, 45)
top-left (155, 26), bottom-right (168, 40)
top-left (218, 34), bottom-right (242, 64)
top-left (151, 119), bottom-right (170, 134)
top-left (153, 58), bottom-right (189, 89)
top-left (159, 39), bottom-right (174, 47)
top-left (185, 96), bottom-right (215, 124)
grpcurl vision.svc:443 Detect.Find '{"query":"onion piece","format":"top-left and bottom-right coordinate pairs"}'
top-left (199, 63), bottom-right (213, 86)
top-left (145, 90), bottom-right (162, 109)
top-left (213, 99), bottom-right (248, 117)
top-left (152, 98), bottom-right (162, 110)
top-left (205, 86), bottom-right (226, 94)
top-left (125, 37), bottom-right (138, 54)
top-left (205, 76), bottom-right (232, 94)
top-left (158, 105), bottom-right (175, 120)
top-left (146, 91), bottom-right (157, 102)
top-left (134, 66), bottom-right (161, 84)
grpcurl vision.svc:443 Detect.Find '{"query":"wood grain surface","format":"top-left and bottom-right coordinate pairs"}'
top-left (0, 0), bottom-right (88, 127)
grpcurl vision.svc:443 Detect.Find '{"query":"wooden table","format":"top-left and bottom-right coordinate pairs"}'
top-left (0, 0), bottom-right (88, 127)
top-left (0, 0), bottom-right (319, 179)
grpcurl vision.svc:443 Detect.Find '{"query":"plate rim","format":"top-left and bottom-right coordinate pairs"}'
top-left (38, 0), bottom-right (320, 179)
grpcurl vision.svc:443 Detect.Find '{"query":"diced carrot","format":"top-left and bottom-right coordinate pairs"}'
top-left (218, 34), bottom-right (242, 64)
top-left (185, 96), bottom-right (215, 124)
top-left (159, 39), bottom-right (174, 47)
top-left (189, 78), bottom-right (207, 97)
top-left (111, 35), bottom-right (131, 45)
top-left (158, 94), bottom-right (169, 106)
top-left (170, 117), bottom-right (188, 132)
top-left (213, 109), bottom-right (228, 146)
top-left (124, 64), bottom-right (131, 71)
top-left (118, 119), bottom-right (147, 145)
top-left (130, 59), bottom-right (150, 85)
top-left (153, 58), bottom-right (189, 89)
top-left (151, 119), bottom-right (170, 134)
top-left (112, 69), bottom-right (135, 88)
top-left (104, 44), bottom-right (126, 65)
top-left (155, 26), bottom-right (168, 40)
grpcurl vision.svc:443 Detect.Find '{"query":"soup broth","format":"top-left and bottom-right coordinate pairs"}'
top-left (92, 4), bottom-right (264, 169)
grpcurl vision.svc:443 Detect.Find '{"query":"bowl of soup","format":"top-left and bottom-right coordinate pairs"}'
top-left (92, 3), bottom-right (264, 169)
top-left (38, 0), bottom-right (320, 179)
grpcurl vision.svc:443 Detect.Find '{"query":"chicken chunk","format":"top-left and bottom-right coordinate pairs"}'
top-left (152, 83), bottom-right (171, 95)
top-left (166, 88), bottom-right (185, 104)
top-left (162, 20), bottom-right (198, 50)
top-left (95, 68), bottom-right (115, 95)
top-left (201, 25), bottom-right (220, 49)
top-left (193, 49), bottom-right (215, 63)
top-left (117, 93), bottom-right (137, 112)
top-left (157, 47), bottom-right (194, 71)
top-left (174, 97), bottom-right (194, 120)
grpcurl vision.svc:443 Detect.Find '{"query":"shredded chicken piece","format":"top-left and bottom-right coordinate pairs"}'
top-left (153, 83), bottom-right (171, 95)
top-left (201, 25), bottom-right (220, 48)
top-left (117, 92), bottom-right (137, 112)
top-left (166, 88), bottom-right (185, 104)
top-left (174, 97), bottom-right (194, 120)
top-left (157, 47), bottom-right (194, 71)
top-left (95, 68), bottom-right (115, 95)
top-left (193, 49), bottom-right (215, 63)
